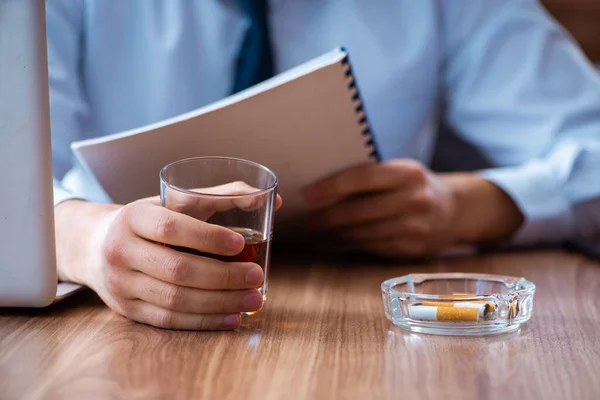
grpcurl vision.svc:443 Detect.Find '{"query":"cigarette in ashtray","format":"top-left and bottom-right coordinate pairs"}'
top-left (408, 303), bottom-right (490, 322)
top-left (408, 293), bottom-right (496, 322)
top-left (439, 292), bottom-right (497, 311)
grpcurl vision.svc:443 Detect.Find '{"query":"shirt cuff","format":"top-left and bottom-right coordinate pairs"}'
top-left (53, 182), bottom-right (87, 207)
top-left (479, 161), bottom-right (573, 246)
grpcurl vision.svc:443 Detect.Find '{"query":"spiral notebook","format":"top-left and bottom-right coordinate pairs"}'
top-left (71, 47), bottom-right (380, 231)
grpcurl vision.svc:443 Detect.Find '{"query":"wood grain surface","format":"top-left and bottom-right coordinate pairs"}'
top-left (1, 249), bottom-right (599, 400)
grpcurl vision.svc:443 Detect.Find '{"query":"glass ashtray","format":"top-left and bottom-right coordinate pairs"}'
top-left (381, 273), bottom-right (536, 336)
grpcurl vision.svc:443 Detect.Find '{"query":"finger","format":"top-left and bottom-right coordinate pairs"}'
top-left (192, 182), bottom-right (282, 210)
top-left (166, 193), bottom-right (282, 222)
top-left (340, 216), bottom-right (431, 241)
top-left (132, 195), bottom-right (160, 206)
top-left (307, 190), bottom-right (403, 230)
top-left (126, 271), bottom-right (263, 314)
top-left (190, 181), bottom-right (269, 212)
top-left (164, 181), bottom-right (280, 221)
top-left (302, 159), bottom-right (426, 203)
top-left (307, 185), bottom-right (436, 231)
top-left (123, 299), bottom-right (242, 330)
top-left (125, 203), bottom-right (245, 256)
top-left (130, 191), bottom-right (282, 211)
top-left (105, 236), bottom-right (264, 290)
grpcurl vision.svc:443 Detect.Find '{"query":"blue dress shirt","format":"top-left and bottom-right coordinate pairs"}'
top-left (46, 0), bottom-right (600, 245)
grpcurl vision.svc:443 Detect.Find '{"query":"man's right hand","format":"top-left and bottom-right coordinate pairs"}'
top-left (54, 198), bottom-right (265, 330)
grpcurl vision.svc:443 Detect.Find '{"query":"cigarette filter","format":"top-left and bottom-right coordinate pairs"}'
top-left (437, 293), bottom-right (496, 311)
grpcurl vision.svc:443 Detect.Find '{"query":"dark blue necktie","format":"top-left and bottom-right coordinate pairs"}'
top-left (231, 0), bottom-right (273, 94)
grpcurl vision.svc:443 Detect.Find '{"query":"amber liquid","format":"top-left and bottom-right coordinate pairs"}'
top-left (169, 227), bottom-right (271, 315)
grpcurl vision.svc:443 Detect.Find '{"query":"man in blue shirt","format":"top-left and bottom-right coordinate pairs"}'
top-left (49, 0), bottom-right (600, 330)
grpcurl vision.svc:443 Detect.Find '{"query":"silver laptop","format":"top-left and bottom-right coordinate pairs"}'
top-left (0, 0), bottom-right (83, 307)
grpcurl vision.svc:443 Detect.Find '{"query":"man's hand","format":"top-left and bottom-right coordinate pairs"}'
top-left (302, 160), bottom-right (523, 258)
top-left (54, 187), bottom-right (282, 330)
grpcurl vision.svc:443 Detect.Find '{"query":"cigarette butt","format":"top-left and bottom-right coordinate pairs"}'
top-left (436, 293), bottom-right (496, 311)
top-left (470, 301), bottom-right (496, 312)
top-left (436, 306), bottom-right (479, 321)
top-left (421, 301), bottom-right (491, 317)
top-left (408, 304), bottom-right (480, 322)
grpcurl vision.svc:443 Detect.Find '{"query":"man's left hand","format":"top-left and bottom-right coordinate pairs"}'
top-left (302, 160), bottom-right (523, 258)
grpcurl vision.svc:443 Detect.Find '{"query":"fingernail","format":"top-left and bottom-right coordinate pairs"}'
top-left (227, 232), bottom-right (244, 252)
top-left (245, 266), bottom-right (264, 287)
top-left (223, 314), bottom-right (241, 328)
top-left (243, 290), bottom-right (264, 310)
top-left (302, 187), bottom-right (321, 203)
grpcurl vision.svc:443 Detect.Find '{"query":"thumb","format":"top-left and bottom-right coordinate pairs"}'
top-left (132, 195), bottom-right (161, 206)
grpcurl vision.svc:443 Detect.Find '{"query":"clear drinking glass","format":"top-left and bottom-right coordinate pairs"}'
top-left (160, 157), bottom-right (278, 315)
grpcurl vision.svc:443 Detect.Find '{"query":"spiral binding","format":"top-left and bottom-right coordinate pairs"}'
top-left (339, 49), bottom-right (381, 161)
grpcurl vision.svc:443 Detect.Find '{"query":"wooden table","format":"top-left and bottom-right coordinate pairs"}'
top-left (1, 249), bottom-right (599, 400)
